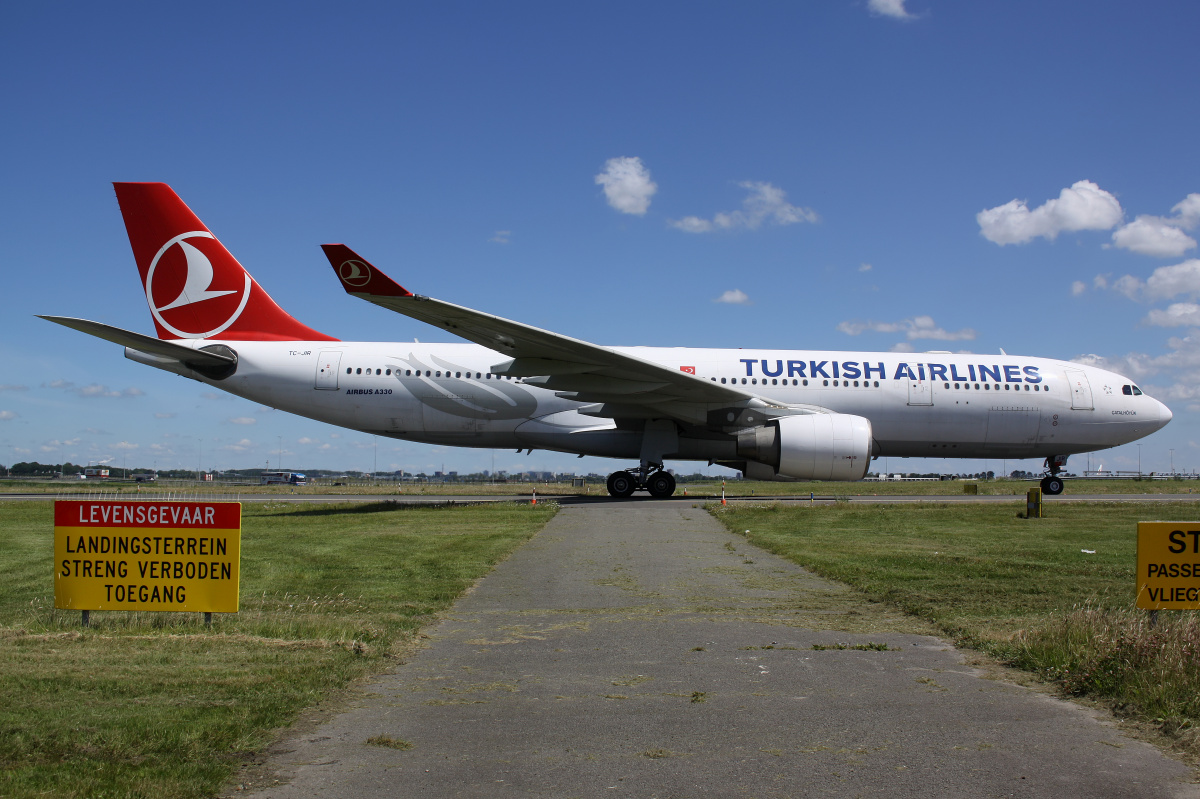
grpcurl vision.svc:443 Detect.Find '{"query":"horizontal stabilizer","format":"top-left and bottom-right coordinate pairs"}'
top-left (38, 316), bottom-right (236, 368)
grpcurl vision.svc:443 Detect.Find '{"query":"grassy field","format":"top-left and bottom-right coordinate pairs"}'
top-left (0, 500), bottom-right (556, 799)
top-left (710, 501), bottom-right (1200, 752)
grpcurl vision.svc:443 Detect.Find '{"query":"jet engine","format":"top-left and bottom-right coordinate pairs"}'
top-left (736, 413), bottom-right (873, 481)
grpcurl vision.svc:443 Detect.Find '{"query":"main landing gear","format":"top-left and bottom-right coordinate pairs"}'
top-left (1040, 454), bottom-right (1068, 496)
top-left (606, 464), bottom-right (676, 498)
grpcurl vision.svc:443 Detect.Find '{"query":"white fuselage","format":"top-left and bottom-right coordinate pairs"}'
top-left (134, 340), bottom-right (1172, 467)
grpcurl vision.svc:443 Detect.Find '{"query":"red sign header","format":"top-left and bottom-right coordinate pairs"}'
top-left (54, 501), bottom-right (241, 529)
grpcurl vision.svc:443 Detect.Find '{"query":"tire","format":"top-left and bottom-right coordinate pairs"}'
top-left (647, 472), bottom-right (676, 498)
top-left (1041, 476), bottom-right (1064, 495)
top-left (607, 470), bottom-right (636, 498)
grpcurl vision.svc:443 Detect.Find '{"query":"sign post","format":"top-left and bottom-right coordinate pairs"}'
top-left (54, 500), bottom-right (241, 622)
top-left (1135, 522), bottom-right (1200, 612)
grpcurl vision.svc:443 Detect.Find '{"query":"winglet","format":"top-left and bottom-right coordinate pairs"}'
top-left (321, 244), bottom-right (413, 297)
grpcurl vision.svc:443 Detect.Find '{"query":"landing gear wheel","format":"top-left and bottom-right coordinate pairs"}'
top-left (607, 470), bottom-right (636, 498)
top-left (1040, 476), bottom-right (1064, 495)
top-left (646, 472), bottom-right (676, 498)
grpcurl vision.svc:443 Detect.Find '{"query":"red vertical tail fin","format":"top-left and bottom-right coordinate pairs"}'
top-left (114, 182), bottom-right (336, 341)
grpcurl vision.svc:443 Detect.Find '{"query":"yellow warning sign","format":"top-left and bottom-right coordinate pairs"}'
top-left (54, 500), bottom-right (241, 613)
top-left (1136, 521), bottom-right (1200, 610)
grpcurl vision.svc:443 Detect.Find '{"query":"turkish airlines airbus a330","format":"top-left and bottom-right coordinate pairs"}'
top-left (42, 183), bottom-right (1171, 497)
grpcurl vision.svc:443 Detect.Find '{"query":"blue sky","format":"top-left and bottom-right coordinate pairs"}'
top-left (2, 1), bottom-right (1198, 477)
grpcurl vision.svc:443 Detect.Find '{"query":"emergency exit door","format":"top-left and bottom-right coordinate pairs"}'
top-left (314, 350), bottom-right (342, 390)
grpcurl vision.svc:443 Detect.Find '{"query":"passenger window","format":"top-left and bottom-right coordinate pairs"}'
top-left (720, 378), bottom-right (726, 384)
top-left (346, 368), bottom-right (352, 375)
top-left (355, 368), bottom-right (361, 375)
top-left (873, 381), bottom-right (879, 387)
top-left (954, 383), bottom-right (959, 389)
top-left (804, 379), bottom-right (809, 386)
top-left (405, 370), bottom-right (411, 376)
top-left (823, 380), bottom-right (829, 386)
top-left (741, 378), bottom-right (747, 385)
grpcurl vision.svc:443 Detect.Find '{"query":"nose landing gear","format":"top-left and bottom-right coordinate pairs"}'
top-left (606, 463), bottom-right (677, 498)
top-left (1040, 454), bottom-right (1068, 495)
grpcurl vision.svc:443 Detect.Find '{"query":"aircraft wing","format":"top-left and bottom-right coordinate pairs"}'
top-left (38, 316), bottom-right (238, 369)
top-left (321, 244), bottom-right (795, 426)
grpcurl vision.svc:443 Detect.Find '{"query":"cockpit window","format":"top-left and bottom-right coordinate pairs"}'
top-left (1132, 385), bottom-right (1143, 395)
top-left (1122, 385), bottom-right (1132, 395)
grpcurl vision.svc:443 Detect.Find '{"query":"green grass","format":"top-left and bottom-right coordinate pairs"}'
top-left (710, 501), bottom-right (1200, 747)
top-left (0, 500), bottom-right (555, 798)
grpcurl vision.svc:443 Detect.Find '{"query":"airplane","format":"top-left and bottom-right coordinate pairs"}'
top-left (41, 183), bottom-right (1172, 498)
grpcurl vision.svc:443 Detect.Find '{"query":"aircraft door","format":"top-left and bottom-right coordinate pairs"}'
top-left (907, 377), bottom-right (932, 406)
top-left (315, 350), bottom-right (342, 390)
top-left (1064, 368), bottom-right (1094, 410)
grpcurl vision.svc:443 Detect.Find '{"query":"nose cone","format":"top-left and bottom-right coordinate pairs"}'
top-left (1156, 398), bottom-right (1174, 430)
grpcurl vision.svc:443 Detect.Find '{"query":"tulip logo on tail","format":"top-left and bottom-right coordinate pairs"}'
top-left (146, 232), bottom-right (252, 339)
top-left (338, 260), bottom-right (372, 287)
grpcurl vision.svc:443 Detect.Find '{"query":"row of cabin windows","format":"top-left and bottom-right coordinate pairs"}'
top-left (708, 377), bottom-right (881, 388)
top-left (347, 367), bottom-right (514, 380)
top-left (944, 382), bottom-right (1047, 392)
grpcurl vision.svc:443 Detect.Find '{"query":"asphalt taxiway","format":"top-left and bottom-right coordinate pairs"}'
top-left (236, 501), bottom-right (1197, 798)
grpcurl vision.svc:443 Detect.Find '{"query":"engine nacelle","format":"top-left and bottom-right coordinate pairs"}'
top-left (736, 413), bottom-right (873, 481)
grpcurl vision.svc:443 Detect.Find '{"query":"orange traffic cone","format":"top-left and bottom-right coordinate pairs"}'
top-left (531, 488), bottom-right (537, 506)
top-left (721, 488), bottom-right (727, 506)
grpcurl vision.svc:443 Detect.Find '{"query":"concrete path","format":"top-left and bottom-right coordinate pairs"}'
top-left (242, 502), bottom-right (1196, 798)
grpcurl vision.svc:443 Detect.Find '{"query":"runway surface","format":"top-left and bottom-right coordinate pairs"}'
top-left (236, 502), bottom-right (1195, 798)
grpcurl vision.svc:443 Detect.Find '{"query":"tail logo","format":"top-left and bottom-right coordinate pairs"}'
top-left (146, 232), bottom-right (252, 339)
top-left (338, 260), bottom-right (372, 287)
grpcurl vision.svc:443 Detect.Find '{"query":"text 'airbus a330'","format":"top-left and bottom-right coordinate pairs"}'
top-left (42, 183), bottom-right (1172, 497)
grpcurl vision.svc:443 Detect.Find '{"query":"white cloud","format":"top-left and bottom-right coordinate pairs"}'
top-left (714, 289), bottom-right (752, 305)
top-left (1145, 303), bottom-right (1200, 328)
top-left (1111, 217), bottom-right (1196, 258)
top-left (13, 447), bottom-right (30, 455)
top-left (297, 437), bottom-right (316, 445)
top-left (113, 441), bottom-right (139, 450)
top-left (489, 230), bottom-right (511, 244)
top-left (670, 182), bottom-right (818, 233)
top-left (228, 417), bottom-right (257, 425)
top-left (837, 315), bottom-right (976, 341)
top-left (595, 156), bottom-right (657, 216)
top-left (0, 410), bottom-right (15, 420)
top-left (1093, 274), bottom-right (1109, 290)
top-left (889, 342), bottom-right (915, 353)
top-left (1071, 280), bottom-right (1087, 296)
top-left (858, 263), bottom-right (873, 272)
top-left (977, 180), bottom-right (1123, 245)
top-left (1111, 193), bottom-right (1200, 258)
top-left (44, 380), bottom-right (142, 399)
top-left (222, 439), bottom-right (254, 452)
top-left (154, 412), bottom-right (176, 419)
top-left (868, 0), bottom-right (916, 19)
top-left (1101, 259), bottom-right (1200, 303)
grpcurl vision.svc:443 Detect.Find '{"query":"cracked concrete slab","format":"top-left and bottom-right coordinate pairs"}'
top-left (240, 502), bottom-right (1197, 798)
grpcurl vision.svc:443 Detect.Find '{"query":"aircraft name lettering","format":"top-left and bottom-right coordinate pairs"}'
top-left (738, 359), bottom-right (1042, 383)
top-left (1112, 410), bottom-right (1137, 416)
top-left (345, 388), bottom-right (393, 395)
